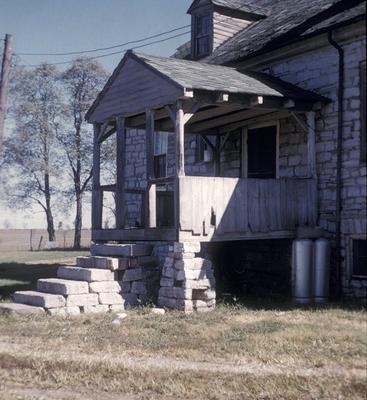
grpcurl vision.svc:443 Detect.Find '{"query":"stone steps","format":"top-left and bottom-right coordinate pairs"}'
top-left (0, 302), bottom-right (45, 315)
top-left (57, 266), bottom-right (116, 282)
top-left (13, 291), bottom-right (66, 308)
top-left (91, 243), bottom-right (153, 257)
top-left (37, 278), bottom-right (89, 295)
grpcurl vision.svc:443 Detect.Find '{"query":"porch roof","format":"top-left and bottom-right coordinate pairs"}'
top-left (86, 51), bottom-right (328, 123)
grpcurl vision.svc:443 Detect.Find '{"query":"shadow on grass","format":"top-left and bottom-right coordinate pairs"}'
top-left (217, 294), bottom-right (366, 312)
top-left (0, 262), bottom-right (60, 300)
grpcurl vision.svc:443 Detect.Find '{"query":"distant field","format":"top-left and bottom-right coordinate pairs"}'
top-left (0, 250), bottom-right (89, 299)
top-left (0, 305), bottom-right (366, 399)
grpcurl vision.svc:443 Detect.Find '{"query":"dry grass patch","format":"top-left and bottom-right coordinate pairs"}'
top-left (0, 304), bottom-right (366, 399)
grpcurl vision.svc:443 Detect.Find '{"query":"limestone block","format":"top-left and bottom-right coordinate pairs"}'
top-left (92, 256), bottom-right (120, 270)
top-left (48, 307), bottom-right (80, 316)
top-left (91, 243), bottom-right (153, 257)
top-left (160, 277), bottom-right (174, 287)
top-left (182, 279), bottom-right (213, 290)
top-left (99, 293), bottom-right (125, 305)
top-left (151, 308), bottom-right (165, 315)
top-left (110, 304), bottom-right (125, 313)
top-left (175, 258), bottom-right (212, 271)
top-left (174, 288), bottom-right (193, 300)
top-left (164, 257), bottom-right (174, 268)
top-left (122, 293), bottom-right (139, 307)
top-left (122, 268), bottom-right (143, 282)
top-left (158, 296), bottom-right (177, 308)
top-left (37, 279), bottom-right (89, 295)
top-left (89, 281), bottom-right (122, 294)
top-left (66, 294), bottom-right (99, 307)
top-left (162, 266), bottom-right (174, 278)
top-left (176, 269), bottom-right (209, 281)
top-left (13, 291), bottom-right (66, 309)
top-left (83, 305), bottom-right (109, 314)
top-left (57, 266), bottom-right (115, 282)
top-left (158, 287), bottom-right (175, 298)
top-left (0, 303), bottom-right (45, 315)
top-left (173, 242), bottom-right (201, 253)
top-left (119, 281), bottom-right (131, 293)
top-left (194, 289), bottom-right (216, 301)
top-left (131, 282), bottom-right (147, 295)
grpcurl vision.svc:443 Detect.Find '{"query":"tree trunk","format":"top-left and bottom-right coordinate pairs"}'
top-left (44, 172), bottom-right (56, 242)
top-left (74, 192), bottom-right (82, 249)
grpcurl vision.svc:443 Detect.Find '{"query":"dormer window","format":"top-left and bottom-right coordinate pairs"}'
top-left (194, 14), bottom-right (212, 57)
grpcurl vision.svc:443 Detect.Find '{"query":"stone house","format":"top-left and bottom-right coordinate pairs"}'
top-left (6, 0), bottom-right (366, 315)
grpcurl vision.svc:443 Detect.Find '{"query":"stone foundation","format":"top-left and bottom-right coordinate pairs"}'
top-left (158, 242), bottom-right (216, 313)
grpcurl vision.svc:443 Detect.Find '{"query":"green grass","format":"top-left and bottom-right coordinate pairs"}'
top-left (0, 250), bottom-right (89, 299)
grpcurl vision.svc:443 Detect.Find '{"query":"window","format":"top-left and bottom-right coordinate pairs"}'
top-left (194, 14), bottom-right (211, 57)
top-left (360, 60), bottom-right (366, 162)
top-left (352, 239), bottom-right (367, 278)
top-left (196, 135), bottom-right (214, 163)
top-left (154, 132), bottom-right (168, 178)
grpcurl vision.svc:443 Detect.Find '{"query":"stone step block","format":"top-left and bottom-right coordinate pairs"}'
top-left (175, 258), bottom-right (212, 271)
top-left (172, 242), bottom-right (201, 254)
top-left (182, 278), bottom-right (214, 290)
top-left (13, 291), bottom-right (66, 309)
top-left (83, 305), bottom-right (110, 314)
top-left (110, 304), bottom-right (125, 313)
top-left (99, 292), bottom-right (125, 305)
top-left (76, 256), bottom-right (120, 271)
top-left (66, 294), bottom-right (99, 307)
top-left (0, 302), bottom-right (45, 315)
top-left (57, 266), bottom-right (115, 282)
top-left (131, 282), bottom-right (147, 295)
top-left (91, 243), bottom-right (153, 257)
top-left (175, 269), bottom-right (210, 281)
top-left (122, 268), bottom-right (143, 282)
top-left (89, 281), bottom-right (122, 294)
top-left (37, 279), bottom-right (89, 295)
top-left (48, 307), bottom-right (81, 316)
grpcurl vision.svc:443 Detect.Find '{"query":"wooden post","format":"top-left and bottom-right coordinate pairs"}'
top-left (215, 135), bottom-right (221, 177)
top-left (175, 100), bottom-right (185, 177)
top-left (115, 116), bottom-right (126, 229)
top-left (306, 111), bottom-right (316, 179)
top-left (0, 34), bottom-right (13, 153)
top-left (92, 123), bottom-right (103, 231)
top-left (145, 109), bottom-right (156, 227)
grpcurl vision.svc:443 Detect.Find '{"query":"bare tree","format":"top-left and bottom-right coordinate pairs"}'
top-left (1, 64), bottom-right (64, 241)
top-left (59, 58), bottom-right (107, 249)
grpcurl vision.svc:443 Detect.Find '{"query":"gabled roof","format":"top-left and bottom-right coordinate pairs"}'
top-left (204, 0), bottom-right (365, 64)
top-left (86, 51), bottom-right (328, 122)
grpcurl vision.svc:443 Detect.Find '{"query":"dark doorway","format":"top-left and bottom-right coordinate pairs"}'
top-left (156, 190), bottom-right (174, 227)
top-left (247, 126), bottom-right (277, 179)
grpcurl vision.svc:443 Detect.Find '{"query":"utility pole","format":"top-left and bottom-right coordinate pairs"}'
top-left (0, 34), bottom-right (13, 153)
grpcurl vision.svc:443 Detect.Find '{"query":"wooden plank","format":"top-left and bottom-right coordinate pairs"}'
top-left (92, 124), bottom-right (103, 230)
top-left (145, 109), bottom-right (155, 180)
top-left (92, 228), bottom-right (177, 242)
top-left (115, 116), bottom-right (126, 229)
top-left (146, 184), bottom-right (156, 228)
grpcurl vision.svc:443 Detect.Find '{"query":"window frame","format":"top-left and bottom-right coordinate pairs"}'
top-left (348, 236), bottom-right (367, 280)
top-left (192, 12), bottom-right (213, 58)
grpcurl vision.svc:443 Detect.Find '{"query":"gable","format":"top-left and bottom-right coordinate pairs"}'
top-left (88, 56), bottom-right (183, 123)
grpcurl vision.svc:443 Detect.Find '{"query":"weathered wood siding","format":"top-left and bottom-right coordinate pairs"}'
top-left (89, 57), bottom-right (182, 122)
top-left (213, 12), bottom-right (251, 50)
top-left (179, 177), bottom-right (317, 236)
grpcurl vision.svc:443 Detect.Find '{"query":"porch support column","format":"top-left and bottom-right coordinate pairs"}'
top-left (92, 123), bottom-right (102, 231)
top-left (145, 109), bottom-right (156, 228)
top-left (176, 100), bottom-right (185, 177)
top-left (115, 116), bottom-right (126, 229)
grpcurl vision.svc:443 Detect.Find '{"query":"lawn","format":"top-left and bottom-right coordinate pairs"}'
top-left (0, 304), bottom-right (366, 399)
top-left (0, 250), bottom-right (365, 399)
top-left (0, 250), bottom-right (89, 299)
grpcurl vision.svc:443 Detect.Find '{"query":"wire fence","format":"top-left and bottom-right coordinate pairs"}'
top-left (0, 229), bottom-right (91, 251)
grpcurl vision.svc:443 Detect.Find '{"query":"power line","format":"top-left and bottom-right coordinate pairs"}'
top-left (16, 25), bottom-right (190, 56)
top-left (19, 30), bottom-right (191, 67)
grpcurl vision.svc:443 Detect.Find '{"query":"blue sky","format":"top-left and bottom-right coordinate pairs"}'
top-left (0, 0), bottom-right (192, 73)
top-left (0, 0), bottom-right (192, 229)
